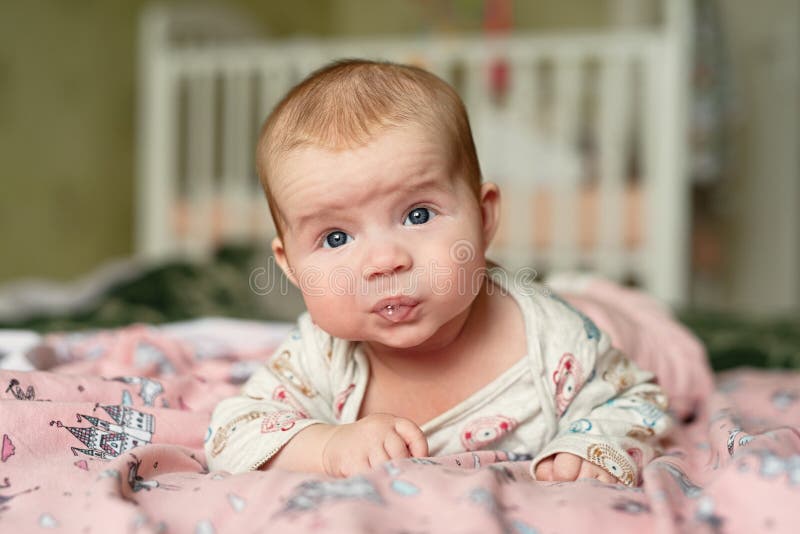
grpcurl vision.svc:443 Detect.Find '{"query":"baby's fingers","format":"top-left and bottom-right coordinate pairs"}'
top-left (534, 457), bottom-right (555, 481)
top-left (592, 465), bottom-right (618, 484)
top-left (338, 455), bottom-right (372, 478)
top-left (368, 446), bottom-right (390, 469)
top-left (595, 470), bottom-right (617, 484)
top-left (394, 418), bottom-right (429, 458)
top-left (577, 460), bottom-right (600, 480)
top-left (384, 432), bottom-right (411, 460)
top-left (579, 460), bottom-right (617, 484)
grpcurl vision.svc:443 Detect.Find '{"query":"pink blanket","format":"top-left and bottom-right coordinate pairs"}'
top-left (1, 319), bottom-right (799, 533)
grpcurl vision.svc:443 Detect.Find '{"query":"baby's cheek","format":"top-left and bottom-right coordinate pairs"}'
top-left (315, 312), bottom-right (359, 340)
top-left (303, 293), bottom-right (363, 340)
top-left (428, 251), bottom-right (486, 299)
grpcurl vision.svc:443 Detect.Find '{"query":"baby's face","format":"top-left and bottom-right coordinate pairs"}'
top-left (270, 123), bottom-right (498, 350)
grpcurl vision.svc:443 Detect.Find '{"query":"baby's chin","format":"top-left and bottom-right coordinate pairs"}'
top-left (363, 328), bottom-right (439, 351)
top-left (313, 318), bottom-right (442, 351)
top-left (373, 323), bottom-right (469, 353)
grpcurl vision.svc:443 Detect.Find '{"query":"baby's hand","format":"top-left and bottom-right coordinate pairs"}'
top-left (322, 414), bottom-right (429, 477)
top-left (534, 452), bottom-right (620, 484)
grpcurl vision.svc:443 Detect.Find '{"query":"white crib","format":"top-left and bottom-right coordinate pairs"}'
top-left (135, 2), bottom-right (693, 306)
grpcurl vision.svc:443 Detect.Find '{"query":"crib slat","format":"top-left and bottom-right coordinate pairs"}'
top-left (464, 59), bottom-right (494, 190)
top-left (550, 57), bottom-right (583, 272)
top-left (253, 66), bottom-right (292, 240)
top-left (501, 59), bottom-right (539, 270)
top-left (222, 70), bottom-right (252, 241)
top-left (509, 59), bottom-right (538, 128)
top-left (256, 65), bottom-right (292, 149)
top-left (595, 55), bottom-right (630, 279)
top-left (641, 35), bottom-right (691, 305)
top-left (463, 58), bottom-right (488, 135)
top-left (137, 53), bottom-right (178, 259)
top-left (185, 73), bottom-right (216, 256)
top-left (252, 68), bottom-right (271, 242)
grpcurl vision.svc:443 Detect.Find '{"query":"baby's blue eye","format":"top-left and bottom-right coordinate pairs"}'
top-left (323, 231), bottom-right (352, 249)
top-left (404, 207), bottom-right (435, 226)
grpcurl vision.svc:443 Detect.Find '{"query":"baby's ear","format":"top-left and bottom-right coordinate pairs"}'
top-left (272, 236), bottom-right (298, 287)
top-left (479, 182), bottom-right (501, 250)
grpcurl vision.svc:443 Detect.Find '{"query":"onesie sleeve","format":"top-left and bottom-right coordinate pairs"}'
top-left (205, 313), bottom-right (337, 474)
top-left (530, 297), bottom-right (674, 486)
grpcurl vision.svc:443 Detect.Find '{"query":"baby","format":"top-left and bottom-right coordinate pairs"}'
top-left (206, 59), bottom-right (672, 485)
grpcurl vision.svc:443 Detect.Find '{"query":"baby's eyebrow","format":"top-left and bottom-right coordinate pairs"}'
top-left (290, 209), bottom-right (329, 232)
top-left (290, 175), bottom-right (451, 231)
top-left (392, 175), bottom-right (453, 200)
top-left (290, 202), bottom-right (355, 235)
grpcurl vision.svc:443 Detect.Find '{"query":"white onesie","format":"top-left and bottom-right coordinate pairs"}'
top-left (206, 269), bottom-right (672, 485)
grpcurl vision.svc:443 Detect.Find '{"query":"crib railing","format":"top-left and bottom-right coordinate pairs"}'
top-left (136, 2), bottom-right (692, 305)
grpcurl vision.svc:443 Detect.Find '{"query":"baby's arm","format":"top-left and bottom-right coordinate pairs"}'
top-left (532, 343), bottom-right (673, 486)
top-left (206, 316), bottom-right (429, 475)
top-left (205, 360), bottom-right (329, 473)
top-left (266, 414), bottom-right (429, 477)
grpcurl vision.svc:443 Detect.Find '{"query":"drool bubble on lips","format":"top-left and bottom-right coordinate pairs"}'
top-left (376, 302), bottom-right (417, 323)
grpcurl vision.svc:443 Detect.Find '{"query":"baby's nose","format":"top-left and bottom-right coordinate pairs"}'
top-left (362, 240), bottom-right (413, 280)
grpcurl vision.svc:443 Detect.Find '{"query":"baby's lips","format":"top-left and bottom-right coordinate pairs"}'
top-left (375, 303), bottom-right (418, 323)
top-left (371, 295), bottom-right (420, 323)
top-left (370, 295), bottom-right (419, 313)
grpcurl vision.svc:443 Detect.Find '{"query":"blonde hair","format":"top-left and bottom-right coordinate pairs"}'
top-left (256, 59), bottom-right (482, 237)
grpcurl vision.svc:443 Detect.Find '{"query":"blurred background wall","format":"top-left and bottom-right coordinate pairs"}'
top-left (0, 0), bottom-right (797, 315)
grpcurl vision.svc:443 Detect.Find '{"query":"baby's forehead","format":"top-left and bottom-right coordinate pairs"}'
top-left (272, 143), bottom-right (459, 227)
top-left (273, 130), bottom-right (455, 192)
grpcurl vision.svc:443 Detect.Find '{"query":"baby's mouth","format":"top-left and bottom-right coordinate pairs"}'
top-left (372, 297), bottom-right (419, 323)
